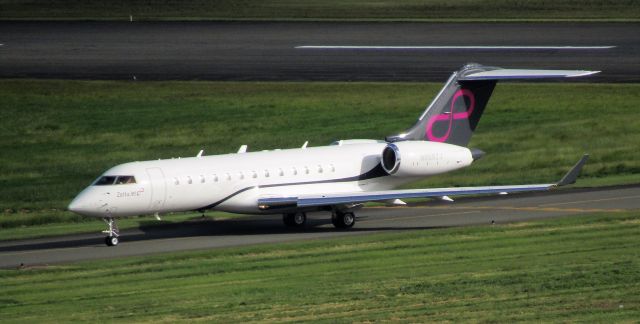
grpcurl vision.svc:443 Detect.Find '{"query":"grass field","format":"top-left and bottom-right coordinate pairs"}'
top-left (1, 211), bottom-right (638, 321)
top-left (1, 0), bottom-right (639, 21)
top-left (1, 80), bottom-right (639, 239)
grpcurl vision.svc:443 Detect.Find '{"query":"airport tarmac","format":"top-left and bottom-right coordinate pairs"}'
top-left (0, 22), bottom-right (638, 82)
top-left (1, 184), bottom-right (638, 269)
top-left (1, 21), bottom-right (638, 269)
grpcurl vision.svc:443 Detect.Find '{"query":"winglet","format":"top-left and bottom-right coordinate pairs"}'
top-left (557, 154), bottom-right (589, 186)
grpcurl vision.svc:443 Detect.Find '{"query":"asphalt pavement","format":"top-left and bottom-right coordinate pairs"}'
top-left (1, 184), bottom-right (638, 268)
top-left (0, 22), bottom-right (638, 81)
top-left (1, 21), bottom-right (638, 268)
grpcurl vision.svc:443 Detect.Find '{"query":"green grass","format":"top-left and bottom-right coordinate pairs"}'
top-left (1, 211), bottom-right (638, 321)
top-left (1, 80), bottom-right (639, 239)
top-left (1, 0), bottom-right (639, 21)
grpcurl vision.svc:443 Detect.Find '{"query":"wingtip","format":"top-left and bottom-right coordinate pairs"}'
top-left (557, 154), bottom-right (589, 187)
top-left (568, 70), bottom-right (601, 77)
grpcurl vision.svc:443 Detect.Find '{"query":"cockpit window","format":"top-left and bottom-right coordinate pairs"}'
top-left (115, 176), bottom-right (136, 184)
top-left (94, 175), bottom-right (136, 186)
top-left (94, 176), bottom-right (117, 186)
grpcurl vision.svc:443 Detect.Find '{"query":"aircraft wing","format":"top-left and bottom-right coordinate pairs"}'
top-left (258, 154), bottom-right (588, 210)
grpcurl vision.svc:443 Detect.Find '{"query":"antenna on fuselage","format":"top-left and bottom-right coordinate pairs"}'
top-left (196, 149), bottom-right (204, 158)
top-left (301, 141), bottom-right (308, 149)
top-left (237, 145), bottom-right (248, 153)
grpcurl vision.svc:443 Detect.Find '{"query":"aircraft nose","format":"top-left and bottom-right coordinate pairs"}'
top-left (67, 194), bottom-right (92, 216)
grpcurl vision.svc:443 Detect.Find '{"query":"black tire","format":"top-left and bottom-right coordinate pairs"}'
top-left (293, 212), bottom-right (306, 226)
top-left (105, 236), bottom-right (119, 246)
top-left (331, 215), bottom-right (341, 228)
top-left (283, 213), bottom-right (306, 227)
top-left (283, 213), bottom-right (294, 226)
top-left (332, 212), bottom-right (356, 229)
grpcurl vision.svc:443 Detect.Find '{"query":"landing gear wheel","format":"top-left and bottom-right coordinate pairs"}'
top-left (283, 212), bottom-right (306, 227)
top-left (332, 211), bottom-right (355, 229)
top-left (102, 217), bottom-right (120, 246)
top-left (105, 236), bottom-right (119, 246)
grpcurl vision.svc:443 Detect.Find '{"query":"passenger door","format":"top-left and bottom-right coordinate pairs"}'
top-left (146, 167), bottom-right (167, 211)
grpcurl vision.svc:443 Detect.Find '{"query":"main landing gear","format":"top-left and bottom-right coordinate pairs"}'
top-left (332, 211), bottom-right (356, 229)
top-left (102, 218), bottom-right (120, 246)
top-left (282, 211), bottom-right (356, 229)
top-left (283, 212), bottom-right (307, 227)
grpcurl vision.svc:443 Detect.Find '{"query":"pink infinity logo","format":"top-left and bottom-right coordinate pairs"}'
top-left (425, 89), bottom-right (475, 142)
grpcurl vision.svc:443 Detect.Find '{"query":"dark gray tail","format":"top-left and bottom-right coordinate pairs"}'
top-left (386, 63), bottom-right (599, 146)
top-left (386, 63), bottom-right (497, 146)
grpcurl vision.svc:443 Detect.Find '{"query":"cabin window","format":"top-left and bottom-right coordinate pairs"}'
top-left (225, 173), bottom-right (231, 181)
top-left (95, 176), bottom-right (117, 186)
top-left (200, 175), bottom-right (205, 183)
top-left (330, 164), bottom-right (335, 172)
top-left (317, 165), bottom-right (323, 173)
top-left (95, 175), bottom-right (137, 186)
top-left (238, 172), bottom-right (244, 180)
top-left (304, 166), bottom-right (309, 174)
top-left (213, 174), bottom-right (218, 182)
top-left (292, 167), bottom-right (297, 175)
top-left (174, 178), bottom-right (179, 185)
top-left (264, 169), bottom-right (270, 177)
top-left (278, 168), bottom-right (284, 176)
top-left (115, 176), bottom-right (136, 184)
top-left (252, 171), bottom-right (257, 179)
top-left (187, 176), bottom-right (192, 184)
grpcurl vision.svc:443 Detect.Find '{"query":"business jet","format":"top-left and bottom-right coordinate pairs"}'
top-left (68, 63), bottom-right (596, 246)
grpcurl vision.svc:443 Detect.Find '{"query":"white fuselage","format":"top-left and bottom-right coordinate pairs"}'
top-left (68, 140), bottom-right (474, 218)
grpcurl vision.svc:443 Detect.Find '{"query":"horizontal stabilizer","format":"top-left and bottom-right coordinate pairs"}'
top-left (460, 69), bottom-right (600, 81)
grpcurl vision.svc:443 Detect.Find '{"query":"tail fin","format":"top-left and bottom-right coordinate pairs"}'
top-left (386, 63), bottom-right (599, 146)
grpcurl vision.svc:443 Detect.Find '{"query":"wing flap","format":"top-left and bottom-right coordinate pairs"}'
top-left (295, 184), bottom-right (552, 208)
top-left (257, 154), bottom-right (588, 210)
top-left (258, 184), bottom-right (551, 210)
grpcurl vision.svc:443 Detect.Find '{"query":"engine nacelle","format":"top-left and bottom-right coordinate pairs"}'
top-left (381, 141), bottom-right (474, 177)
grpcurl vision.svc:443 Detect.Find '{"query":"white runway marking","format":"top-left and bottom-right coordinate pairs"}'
top-left (295, 45), bottom-right (616, 50)
top-left (539, 194), bottom-right (640, 207)
top-left (360, 210), bottom-right (480, 223)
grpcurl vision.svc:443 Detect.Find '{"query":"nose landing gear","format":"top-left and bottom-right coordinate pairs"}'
top-left (102, 218), bottom-right (120, 246)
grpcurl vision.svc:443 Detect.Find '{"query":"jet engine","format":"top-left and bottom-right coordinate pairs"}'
top-left (381, 141), bottom-right (475, 177)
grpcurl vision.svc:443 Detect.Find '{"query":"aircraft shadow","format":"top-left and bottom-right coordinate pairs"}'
top-left (5, 184), bottom-right (636, 253)
top-left (0, 216), bottom-right (442, 252)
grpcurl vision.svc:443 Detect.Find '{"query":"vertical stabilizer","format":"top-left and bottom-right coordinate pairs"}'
top-left (386, 63), bottom-right (599, 146)
top-left (386, 63), bottom-right (497, 146)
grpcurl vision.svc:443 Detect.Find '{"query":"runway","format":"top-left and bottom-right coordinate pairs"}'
top-left (0, 22), bottom-right (638, 82)
top-left (1, 184), bottom-right (639, 269)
